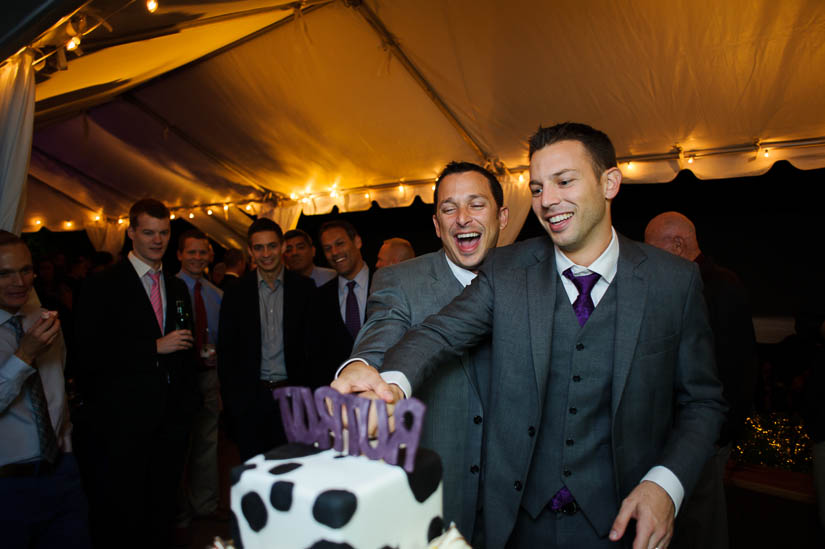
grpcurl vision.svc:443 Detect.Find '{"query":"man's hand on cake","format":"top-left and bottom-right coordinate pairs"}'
top-left (609, 480), bottom-right (674, 549)
top-left (331, 360), bottom-right (396, 402)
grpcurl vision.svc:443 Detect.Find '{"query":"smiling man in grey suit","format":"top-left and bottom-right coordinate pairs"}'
top-left (334, 122), bottom-right (726, 549)
top-left (342, 161), bottom-right (508, 536)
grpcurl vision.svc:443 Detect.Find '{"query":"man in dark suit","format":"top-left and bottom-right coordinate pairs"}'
top-left (218, 248), bottom-right (246, 293)
top-left (334, 123), bottom-right (726, 549)
top-left (645, 211), bottom-right (757, 549)
top-left (75, 199), bottom-right (200, 548)
top-left (317, 220), bottom-right (371, 366)
top-left (217, 218), bottom-right (323, 461)
top-left (345, 161), bottom-right (509, 536)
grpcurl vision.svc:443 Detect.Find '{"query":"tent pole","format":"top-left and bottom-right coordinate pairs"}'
top-left (347, 0), bottom-right (495, 167)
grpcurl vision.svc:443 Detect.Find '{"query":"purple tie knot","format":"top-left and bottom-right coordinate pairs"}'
top-left (563, 268), bottom-right (601, 326)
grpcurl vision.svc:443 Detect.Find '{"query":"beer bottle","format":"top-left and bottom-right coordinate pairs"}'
top-left (174, 299), bottom-right (191, 331)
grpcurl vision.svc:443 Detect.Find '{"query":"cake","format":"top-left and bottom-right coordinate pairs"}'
top-left (230, 387), bottom-right (445, 549)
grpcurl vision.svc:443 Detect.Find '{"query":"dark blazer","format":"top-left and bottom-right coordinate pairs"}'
top-left (316, 270), bottom-right (372, 368)
top-left (75, 259), bottom-right (200, 437)
top-left (696, 254), bottom-right (757, 445)
top-left (384, 234), bottom-right (727, 548)
top-left (217, 269), bottom-right (325, 417)
top-left (351, 250), bottom-right (486, 535)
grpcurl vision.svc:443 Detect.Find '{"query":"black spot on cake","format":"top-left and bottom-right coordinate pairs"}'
top-left (269, 463), bottom-right (302, 475)
top-left (230, 511), bottom-right (244, 549)
top-left (241, 492), bottom-right (268, 532)
top-left (428, 516), bottom-right (444, 542)
top-left (264, 442), bottom-right (323, 460)
top-left (312, 490), bottom-right (358, 528)
top-left (402, 410), bottom-right (414, 430)
top-left (405, 448), bottom-right (442, 503)
top-left (306, 541), bottom-right (354, 549)
top-left (230, 464), bottom-right (256, 486)
top-left (270, 481), bottom-right (293, 511)
top-left (333, 454), bottom-right (346, 459)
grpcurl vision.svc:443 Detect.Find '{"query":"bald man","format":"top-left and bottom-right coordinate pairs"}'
top-left (645, 211), bottom-right (757, 549)
top-left (375, 238), bottom-right (415, 269)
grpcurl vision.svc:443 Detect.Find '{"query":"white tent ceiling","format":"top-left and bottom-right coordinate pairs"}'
top-left (12, 0), bottom-right (825, 249)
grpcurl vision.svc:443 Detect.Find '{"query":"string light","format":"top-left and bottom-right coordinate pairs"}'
top-left (207, 209), bottom-right (213, 215)
top-left (34, 219), bottom-right (42, 226)
top-left (66, 36), bottom-right (80, 51)
top-left (223, 204), bottom-right (229, 211)
top-left (245, 204), bottom-right (252, 211)
top-left (188, 212), bottom-right (195, 219)
top-left (64, 221), bottom-right (73, 228)
top-left (117, 218), bottom-right (123, 224)
top-left (365, 193), bottom-right (370, 199)
top-left (146, 0), bottom-right (158, 13)
top-left (626, 162), bottom-right (634, 170)
top-left (290, 193), bottom-right (297, 200)
top-left (398, 184), bottom-right (405, 193)
top-left (687, 156), bottom-right (695, 164)
top-left (94, 215), bottom-right (101, 221)
top-left (431, 184), bottom-right (436, 191)
top-left (763, 149), bottom-right (770, 158)
top-left (330, 190), bottom-right (338, 198)
top-left (518, 173), bottom-right (524, 183)
top-left (170, 213), bottom-right (175, 219)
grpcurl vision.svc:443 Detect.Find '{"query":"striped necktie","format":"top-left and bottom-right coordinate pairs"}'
top-left (148, 271), bottom-right (163, 333)
top-left (9, 315), bottom-right (59, 463)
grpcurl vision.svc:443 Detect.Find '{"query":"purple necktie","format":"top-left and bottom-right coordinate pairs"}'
top-left (345, 280), bottom-right (361, 339)
top-left (563, 268), bottom-right (601, 326)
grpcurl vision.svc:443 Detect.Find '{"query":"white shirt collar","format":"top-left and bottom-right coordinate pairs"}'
top-left (128, 250), bottom-right (162, 278)
top-left (444, 254), bottom-right (477, 288)
top-left (553, 227), bottom-right (619, 282)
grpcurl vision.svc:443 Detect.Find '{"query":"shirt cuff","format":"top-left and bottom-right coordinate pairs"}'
top-left (641, 466), bottom-right (684, 516)
top-left (0, 355), bottom-right (36, 410)
top-left (334, 359), bottom-right (411, 399)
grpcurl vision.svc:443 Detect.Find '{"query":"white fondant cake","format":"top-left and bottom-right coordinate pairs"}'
top-left (231, 443), bottom-right (444, 549)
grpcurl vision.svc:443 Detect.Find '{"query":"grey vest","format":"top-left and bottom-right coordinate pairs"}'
top-left (522, 277), bottom-right (620, 536)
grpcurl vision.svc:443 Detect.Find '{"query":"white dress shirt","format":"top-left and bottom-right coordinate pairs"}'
top-left (337, 263), bottom-right (369, 327)
top-left (129, 251), bottom-right (166, 332)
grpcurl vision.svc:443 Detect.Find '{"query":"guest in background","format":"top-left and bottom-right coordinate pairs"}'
top-left (220, 248), bottom-right (246, 292)
top-left (174, 230), bottom-right (225, 542)
top-left (89, 251), bottom-right (114, 274)
top-left (317, 220), bottom-right (371, 367)
top-left (645, 211), bottom-right (757, 549)
top-left (375, 237), bottom-right (415, 269)
top-left (217, 219), bottom-right (324, 460)
top-left (283, 229), bottom-right (336, 287)
top-left (75, 199), bottom-right (200, 548)
top-left (210, 261), bottom-right (226, 288)
top-left (0, 231), bottom-right (91, 549)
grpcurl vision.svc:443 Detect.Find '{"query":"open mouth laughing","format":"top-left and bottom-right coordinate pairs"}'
top-left (454, 232), bottom-right (481, 253)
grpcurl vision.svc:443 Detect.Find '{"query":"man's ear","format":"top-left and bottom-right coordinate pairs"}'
top-left (355, 235), bottom-right (362, 250)
top-left (498, 206), bottom-right (510, 230)
top-left (603, 167), bottom-right (622, 200)
top-left (432, 214), bottom-right (442, 238)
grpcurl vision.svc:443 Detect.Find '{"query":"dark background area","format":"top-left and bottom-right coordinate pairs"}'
top-left (23, 160), bottom-right (825, 316)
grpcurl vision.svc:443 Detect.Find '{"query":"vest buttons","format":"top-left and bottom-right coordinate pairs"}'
top-left (473, 415), bottom-right (482, 424)
top-left (572, 375), bottom-right (581, 382)
top-left (566, 439), bottom-right (574, 446)
top-left (470, 464), bottom-right (480, 474)
top-left (527, 426), bottom-right (536, 437)
top-left (563, 469), bottom-right (572, 477)
top-left (576, 342), bottom-right (585, 351)
top-left (569, 407), bottom-right (577, 415)
top-left (514, 480), bottom-right (523, 491)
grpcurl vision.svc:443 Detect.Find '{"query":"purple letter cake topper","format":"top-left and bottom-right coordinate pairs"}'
top-left (272, 386), bottom-right (426, 473)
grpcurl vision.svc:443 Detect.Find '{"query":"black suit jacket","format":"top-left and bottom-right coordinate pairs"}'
top-left (317, 271), bottom-right (372, 368)
top-left (75, 260), bottom-right (200, 439)
top-left (696, 254), bottom-right (758, 445)
top-left (217, 269), bottom-right (328, 417)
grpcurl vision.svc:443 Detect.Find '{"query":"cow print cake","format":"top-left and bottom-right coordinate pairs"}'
top-left (231, 442), bottom-right (444, 548)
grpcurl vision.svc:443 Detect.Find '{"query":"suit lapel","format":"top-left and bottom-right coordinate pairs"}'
top-left (163, 271), bottom-right (178, 336)
top-left (611, 236), bottom-right (648, 415)
top-left (526, 244), bottom-right (556, 415)
top-left (122, 260), bottom-right (163, 338)
top-left (429, 251), bottom-right (476, 390)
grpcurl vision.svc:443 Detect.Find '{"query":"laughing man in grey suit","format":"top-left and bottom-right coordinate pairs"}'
top-left (334, 123), bottom-right (726, 549)
top-left (342, 161), bottom-right (508, 536)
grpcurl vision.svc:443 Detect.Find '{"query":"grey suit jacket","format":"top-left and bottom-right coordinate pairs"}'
top-left (383, 234), bottom-right (726, 548)
top-left (351, 250), bottom-right (486, 535)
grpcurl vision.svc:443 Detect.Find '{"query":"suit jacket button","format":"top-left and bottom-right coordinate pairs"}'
top-left (563, 470), bottom-right (572, 477)
top-left (513, 480), bottom-right (522, 491)
top-left (569, 407), bottom-right (577, 415)
top-left (527, 426), bottom-right (536, 437)
top-left (470, 465), bottom-right (480, 474)
top-left (572, 375), bottom-right (581, 382)
top-left (566, 439), bottom-right (574, 446)
top-left (576, 342), bottom-right (584, 351)
top-left (474, 415), bottom-right (482, 424)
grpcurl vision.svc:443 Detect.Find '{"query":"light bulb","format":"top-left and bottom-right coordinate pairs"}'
top-left (626, 162), bottom-right (634, 170)
top-left (518, 174), bottom-right (524, 183)
top-left (687, 156), bottom-right (694, 164)
top-left (35, 219), bottom-right (42, 225)
top-left (94, 215), bottom-right (101, 221)
top-left (170, 214), bottom-right (176, 220)
top-left (189, 213), bottom-right (194, 219)
top-left (117, 218), bottom-right (123, 224)
top-left (223, 204), bottom-right (229, 211)
top-left (65, 221), bottom-right (73, 228)
top-left (245, 204), bottom-right (252, 211)
top-left (207, 209), bottom-right (213, 215)
top-left (66, 36), bottom-right (80, 51)
top-left (763, 149), bottom-right (770, 158)
top-left (146, 0), bottom-right (158, 13)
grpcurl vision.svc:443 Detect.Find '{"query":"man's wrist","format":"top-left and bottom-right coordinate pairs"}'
top-left (14, 349), bottom-right (34, 366)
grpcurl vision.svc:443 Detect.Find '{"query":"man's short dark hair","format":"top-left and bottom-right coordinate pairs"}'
top-left (223, 248), bottom-right (245, 269)
top-left (319, 220), bottom-right (358, 242)
top-left (247, 217), bottom-right (283, 244)
top-left (434, 161), bottom-right (504, 210)
top-left (0, 230), bottom-right (25, 249)
top-left (527, 122), bottom-right (617, 177)
top-left (284, 229), bottom-right (313, 247)
top-left (178, 229), bottom-right (208, 252)
top-left (129, 198), bottom-right (170, 227)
